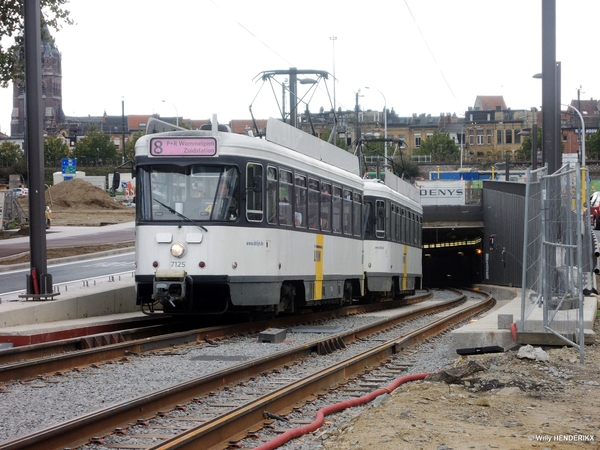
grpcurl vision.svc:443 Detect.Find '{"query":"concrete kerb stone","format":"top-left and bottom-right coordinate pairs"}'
top-left (0, 277), bottom-right (136, 328)
top-left (449, 290), bottom-right (598, 358)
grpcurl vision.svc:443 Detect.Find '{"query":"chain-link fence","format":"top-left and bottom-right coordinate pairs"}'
top-left (520, 163), bottom-right (594, 363)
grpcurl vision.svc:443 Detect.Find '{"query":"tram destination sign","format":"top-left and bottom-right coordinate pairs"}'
top-left (150, 137), bottom-right (217, 156)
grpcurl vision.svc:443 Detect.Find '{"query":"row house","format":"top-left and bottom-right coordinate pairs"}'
top-left (561, 99), bottom-right (600, 159)
top-left (463, 96), bottom-right (530, 162)
top-left (298, 97), bottom-right (529, 164)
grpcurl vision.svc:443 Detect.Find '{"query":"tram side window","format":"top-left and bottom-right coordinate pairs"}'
top-left (413, 213), bottom-right (419, 246)
top-left (363, 200), bottom-right (373, 238)
top-left (406, 211), bottom-right (412, 245)
top-left (390, 204), bottom-right (397, 242)
top-left (396, 206), bottom-right (402, 242)
top-left (375, 199), bottom-right (385, 238)
top-left (385, 200), bottom-right (391, 240)
top-left (321, 183), bottom-right (332, 232)
top-left (332, 186), bottom-right (342, 233)
top-left (294, 174), bottom-right (307, 228)
top-left (409, 212), bottom-right (415, 245)
top-left (246, 163), bottom-right (263, 222)
top-left (308, 178), bottom-right (320, 230)
top-left (400, 208), bottom-right (408, 244)
top-left (353, 192), bottom-right (362, 236)
top-left (213, 167), bottom-right (239, 221)
top-left (279, 169), bottom-right (293, 226)
top-left (267, 167), bottom-right (278, 224)
top-left (343, 189), bottom-right (352, 235)
top-left (396, 208), bottom-right (400, 243)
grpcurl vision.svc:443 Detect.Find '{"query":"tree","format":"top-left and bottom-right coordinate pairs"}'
top-left (391, 154), bottom-right (420, 180)
top-left (44, 135), bottom-right (69, 166)
top-left (586, 129), bottom-right (600, 161)
top-left (0, 140), bottom-right (26, 182)
top-left (516, 127), bottom-right (542, 162)
top-left (414, 130), bottom-right (460, 162)
top-left (319, 129), bottom-right (349, 151)
top-left (124, 131), bottom-right (143, 162)
top-left (72, 126), bottom-right (118, 166)
top-left (0, 0), bottom-right (72, 87)
top-left (0, 140), bottom-right (24, 166)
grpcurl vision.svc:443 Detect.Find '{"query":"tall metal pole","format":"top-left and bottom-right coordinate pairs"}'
top-left (365, 87), bottom-right (387, 164)
top-left (555, 61), bottom-right (561, 170)
top-left (282, 79), bottom-right (287, 123)
top-left (289, 67), bottom-right (298, 128)
top-left (532, 123), bottom-right (538, 171)
top-left (121, 97), bottom-right (126, 164)
top-left (24, 0), bottom-right (51, 294)
top-left (541, 0), bottom-right (557, 174)
top-left (354, 90), bottom-right (362, 166)
top-left (330, 37), bottom-right (337, 146)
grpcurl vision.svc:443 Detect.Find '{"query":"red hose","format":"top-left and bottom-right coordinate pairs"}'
top-left (254, 372), bottom-right (429, 450)
top-left (510, 322), bottom-right (517, 342)
top-left (31, 268), bottom-right (39, 295)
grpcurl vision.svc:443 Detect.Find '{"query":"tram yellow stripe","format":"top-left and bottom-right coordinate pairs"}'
top-left (315, 234), bottom-right (324, 300)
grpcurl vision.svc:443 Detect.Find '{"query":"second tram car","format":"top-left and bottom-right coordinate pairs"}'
top-left (363, 176), bottom-right (422, 300)
top-left (132, 116), bottom-right (422, 315)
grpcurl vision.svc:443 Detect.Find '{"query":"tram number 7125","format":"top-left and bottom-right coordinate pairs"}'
top-left (171, 261), bottom-right (186, 268)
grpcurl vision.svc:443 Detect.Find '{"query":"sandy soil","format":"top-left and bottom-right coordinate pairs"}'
top-left (320, 318), bottom-right (600, 450)
top-left (0, 178), bottom-right (135, 263)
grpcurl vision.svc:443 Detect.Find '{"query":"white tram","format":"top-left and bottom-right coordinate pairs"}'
top-left (362, 173), bottom-right (423, 299)
top-left (134, 116), bottom-right (365, 315)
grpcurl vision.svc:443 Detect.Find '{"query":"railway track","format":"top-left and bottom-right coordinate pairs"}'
top-left (0, 289), bottom-right (493, 450)
top-left (0, 292), bottom-right (431, 383)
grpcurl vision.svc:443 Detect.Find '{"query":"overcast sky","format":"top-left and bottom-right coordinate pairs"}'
top-left (1, 0), bottom-right (599, 136)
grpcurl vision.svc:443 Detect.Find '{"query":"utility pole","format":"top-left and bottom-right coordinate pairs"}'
top-left (121, 97), bottom-right (126, 163)
top-left (282, 79), bottom-right (287, 123)
top-left (541, 0), bottom-right (558, 174)
top-left (330, 36), bottom-right (337, 146)
top-left (355, 90), bottom-right (362, 163)
top-left (289, 68), bottom-right (298, 128)
top-left (24, 0), bottom-right (53, 296)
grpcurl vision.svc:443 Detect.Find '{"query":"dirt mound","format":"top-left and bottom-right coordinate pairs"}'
top-left (48, 178), bottom-right (128, 210)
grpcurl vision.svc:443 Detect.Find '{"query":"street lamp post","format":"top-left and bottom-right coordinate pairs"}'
top-left (564, 104), bottom-right (585, 166)
top-left (162, 100), bottom-right (179, 127)
top-left (364, 87), bottom-right (387, 165)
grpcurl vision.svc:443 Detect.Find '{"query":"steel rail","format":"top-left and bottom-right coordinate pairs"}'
top-left (0, 292), bottom-right (477, 450)
top-left (149, 292), bottom-right (493, 449)
top-left (0, 293), bottom-right (431, 383)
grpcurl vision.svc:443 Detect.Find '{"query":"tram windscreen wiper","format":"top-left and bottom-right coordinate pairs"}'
top-left (153, 198), bottom-right (208, 232)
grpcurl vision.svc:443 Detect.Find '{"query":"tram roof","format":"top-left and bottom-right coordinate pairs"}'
top-left (265, 118), bottom-right (360, 177)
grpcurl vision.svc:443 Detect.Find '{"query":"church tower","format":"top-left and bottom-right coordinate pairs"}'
top-left (11, 28), bottom-right (65, 137)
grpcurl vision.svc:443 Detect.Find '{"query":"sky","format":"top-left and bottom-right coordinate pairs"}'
top-left (1, 0), bottom-right (599, 136)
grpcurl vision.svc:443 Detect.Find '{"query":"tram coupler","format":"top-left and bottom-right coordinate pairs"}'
top-left (153, 269), bottom-right (187, 307)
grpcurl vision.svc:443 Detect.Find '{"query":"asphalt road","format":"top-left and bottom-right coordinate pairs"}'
top-left (0, 252), bottom-right (135, 295)
top-left (0, 222), bottom-right (135, 259)
top-left (0, 222), bottom-right (136, 296)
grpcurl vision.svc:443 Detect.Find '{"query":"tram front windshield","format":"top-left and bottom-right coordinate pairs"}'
top-left (140, 165), bottom-right (239, 222)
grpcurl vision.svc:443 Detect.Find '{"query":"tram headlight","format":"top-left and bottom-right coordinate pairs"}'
top-left (171, 243), bottom-right (186, 258)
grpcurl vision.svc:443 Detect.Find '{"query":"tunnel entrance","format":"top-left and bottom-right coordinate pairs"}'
top-left (423, 228), bottom-right (483, 287)
top-left (422, 225), bottom-right (484, 288)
